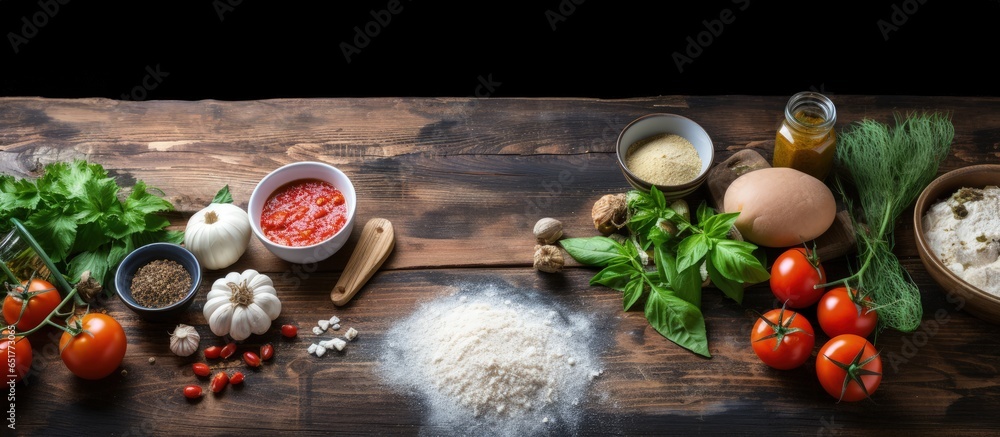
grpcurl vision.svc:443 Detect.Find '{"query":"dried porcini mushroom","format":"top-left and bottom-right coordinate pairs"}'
top-left (592, 193), bottom-right (628, 235)
top-left (533, 218), bottom-right (564, 244)
top-left (533, 244), bottom-right (564, 273)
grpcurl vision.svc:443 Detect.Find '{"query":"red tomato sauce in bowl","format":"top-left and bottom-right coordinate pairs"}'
top-left (260, 179), bottom-right (348, 247)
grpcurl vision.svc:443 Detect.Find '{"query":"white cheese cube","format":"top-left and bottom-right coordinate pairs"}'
top-left (312, 326), bottom-right (323, 336)
top-left (345, 327), bottom-right (358, 341)
top-left (318, 319), bottom-right (330, 331)
top-left (329, 316), bottom-right (341, 325)
top-left (331, 338), bottom-right (347, 351)
top-left (307, 343), bottom-right (318, 354)
top-left (315, 345), bottom-right (327, 357)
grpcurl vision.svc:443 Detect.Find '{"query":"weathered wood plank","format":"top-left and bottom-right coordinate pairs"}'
top-left (3, 96), bottom-right (1000, 436)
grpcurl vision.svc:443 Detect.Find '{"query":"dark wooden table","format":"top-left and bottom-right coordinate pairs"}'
top-left (1, 96), bottom-right (999, 436)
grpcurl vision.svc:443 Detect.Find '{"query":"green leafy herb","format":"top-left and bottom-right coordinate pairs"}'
top-left (826, 112), bottom-right (954, 333)
top-left (212, 185), bottom-right (235, 204)
top-left (562, 185), bottom-right (769, 357)
top-left (0, 160), bottom-right (183, 296)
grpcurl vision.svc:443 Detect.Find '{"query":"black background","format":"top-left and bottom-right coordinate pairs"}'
top-left (1, 1), bottom-right (997, 100)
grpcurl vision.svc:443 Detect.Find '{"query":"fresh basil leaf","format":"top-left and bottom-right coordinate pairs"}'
top-left (710, 239), bottom-right (771, 284)
top-left (696, 201), bottom-right (713, 226)
top-left (623, 276), bottom-right (645, 311)
top-left (591, 263), bottom-right (638, 291)
top-left (645, 284), bottom-right (711, 357)
top-left (561, 237), bottom-right (629, 267)
top-left (655, 244), bottom-right (702, 307)
top-left (649, 213), bottom-right (681, 243)
top-left (701, 212), bottom-right (740, 240)
top-left (677, 233), bottom-right (710, 273)
top-left (649, 185), bottom-right (667, 210)
top-left (627, 190), bottom-right (654, 210)
top-left (212, 185), bottom-right (235, 204)
top-left (707, 258), bottom-right (744, 304)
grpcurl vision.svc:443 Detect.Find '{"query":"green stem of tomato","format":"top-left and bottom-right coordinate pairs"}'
top-left (12, 288), bottom-right (78, 337)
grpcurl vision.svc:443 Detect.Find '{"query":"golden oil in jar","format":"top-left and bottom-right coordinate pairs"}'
top-left (772, 92), bottom-right (837, 181)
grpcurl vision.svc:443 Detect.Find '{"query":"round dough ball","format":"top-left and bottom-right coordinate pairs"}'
top-left (723, 167), bottom-right (836, 247)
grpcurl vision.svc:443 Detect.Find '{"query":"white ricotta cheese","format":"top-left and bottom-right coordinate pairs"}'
top-left (922, 186), bottom-right (1000, 296)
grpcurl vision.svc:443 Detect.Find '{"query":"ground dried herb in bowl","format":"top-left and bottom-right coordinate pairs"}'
top-left (130, 259), bottom-right (193, 308)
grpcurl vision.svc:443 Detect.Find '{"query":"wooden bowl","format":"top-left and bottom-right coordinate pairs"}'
top-left (913, 164), bottom-right (1000, 324)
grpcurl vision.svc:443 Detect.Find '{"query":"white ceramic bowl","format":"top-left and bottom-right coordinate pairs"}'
top-left (616, 113), bottom-right (715, 200)
top-left (248, 161), bottom-right (357, 264)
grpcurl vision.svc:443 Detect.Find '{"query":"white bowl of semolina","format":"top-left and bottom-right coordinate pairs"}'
top-left (616, 113), bottom-right (714, 200)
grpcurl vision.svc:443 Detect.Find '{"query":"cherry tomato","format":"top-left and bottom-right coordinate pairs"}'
top-left (3, 278), bottom-right (61, 331)
top-left (183, 385), bottom-right (203, 399)
top-left (769, 247), bottom-right (826, 308)
top-left (220, 342), bottom-right (237, 359)
top-left (280, 324), bottom-right (298, 338)
top-left (192, 362), bottom-right (211, 377)
top-left (204, 346), bottom-right (222, 359)
top-left (59, 313), bottom-right (128, 380)
top-left (243, 351), bottom-right (261, 368)
top-left (230, 371), bottom-right (245, 385)
top-left (210, 371), bottom-right (229, 393)
top-left (750, 306), bottom-right (815, 370)
top-left (0, 331), bottom-right (32, 384)
top-left (816, 334), bottom-right (882, 402)
top-left (260, 343), bottom-right (274, 361)
top-left (817, 286), bottom-right (879, 338)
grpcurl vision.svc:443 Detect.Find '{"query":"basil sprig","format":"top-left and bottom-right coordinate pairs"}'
top-left (561, 186), bottom-right (769, 357)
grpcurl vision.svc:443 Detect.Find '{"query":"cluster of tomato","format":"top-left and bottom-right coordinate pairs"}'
top-left (1, 279), bottom-right (128, 383)
top-left (751, 247), bottom-right (882, 402)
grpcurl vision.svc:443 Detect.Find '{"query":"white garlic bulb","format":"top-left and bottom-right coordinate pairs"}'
top-left (169, 324), bottom-right (201, 357)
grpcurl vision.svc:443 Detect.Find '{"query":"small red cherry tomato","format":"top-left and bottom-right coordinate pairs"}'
top-left (204, 346), bottom-right (222, 359)
top-left (183, 385), bottom-right (203, 399)
top-left (230, 371), bottom-right (245, 385)
top-left (280, 324), bottom-right (298, 338)
top-left (210, 371), bottom-right (229, 393)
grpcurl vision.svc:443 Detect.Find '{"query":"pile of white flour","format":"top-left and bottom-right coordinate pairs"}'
top-left (379, 285), bottom-right (603, 436)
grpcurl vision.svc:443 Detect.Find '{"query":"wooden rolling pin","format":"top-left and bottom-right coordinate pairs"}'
top-left (330, 218), bottom-right (395, 306)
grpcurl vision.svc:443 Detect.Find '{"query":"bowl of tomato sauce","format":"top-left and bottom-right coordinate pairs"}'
top-left (248, 161), bottom-right (357, 264)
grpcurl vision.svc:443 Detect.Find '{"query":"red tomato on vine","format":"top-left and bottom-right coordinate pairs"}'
top-left (59, 313), bottom-right (128, 380)
top-left (769, 246), bottom-right (826, 308)
top-left (750, 306), bottom-right (816, 370)
top-left (817, 286), bottom-right (878, 338)
top-left (816, 334), bottom-right (882, 402)
top-left (3, 278), bottom-right (62, 331)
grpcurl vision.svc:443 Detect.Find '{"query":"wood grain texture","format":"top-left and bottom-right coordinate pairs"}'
top-left (2, 96), bottom-right (1000, 436)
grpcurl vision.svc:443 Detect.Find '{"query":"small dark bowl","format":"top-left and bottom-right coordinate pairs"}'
top-left (115, 243), bottom-right (202, 321)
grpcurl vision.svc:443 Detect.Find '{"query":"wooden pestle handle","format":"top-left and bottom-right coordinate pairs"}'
top-left (331, 218), bottom-right (395, 306)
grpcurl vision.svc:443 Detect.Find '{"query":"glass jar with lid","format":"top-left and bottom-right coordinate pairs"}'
top-left (772, 92), bottom-right (837, 181)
